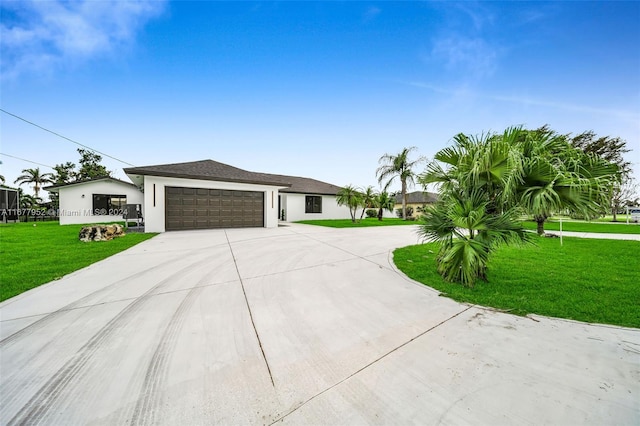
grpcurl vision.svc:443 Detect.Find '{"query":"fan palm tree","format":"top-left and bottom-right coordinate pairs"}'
top-left (376, 147), bottom-right (425, 220)
top-left (418, 189), bottom-right (531, 286)
top-left (419, 126), bottom-right (618, 285)
top-left (373, 191), bottom-right (395, 220)
top-left (14, 168), bottom-right (54, 198)
top-left (336, 185), bottom-right (363, 223)
top-left (422, 128), bottom-right (524, 214)
top-left (515, 130), bottom-right (617, 234)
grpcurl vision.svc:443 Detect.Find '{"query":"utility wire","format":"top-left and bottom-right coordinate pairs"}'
top-left (0, 152), bottom-right (54, 169)
top-left (0, 108), bottom-right (136, 166)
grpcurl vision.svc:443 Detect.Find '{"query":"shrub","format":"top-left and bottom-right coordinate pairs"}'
top-left (365, 209), bottom-right (377, 218)
top-left (396, 207), bottom-right (414, 218)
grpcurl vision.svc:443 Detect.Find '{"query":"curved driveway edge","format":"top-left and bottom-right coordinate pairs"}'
top-left (1, 224), bottom-right (638, 424)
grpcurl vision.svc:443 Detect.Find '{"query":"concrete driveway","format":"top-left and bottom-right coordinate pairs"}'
top-left (1, 224), bottom-right (638, 425)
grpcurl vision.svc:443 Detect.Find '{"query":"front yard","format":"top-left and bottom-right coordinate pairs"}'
top-left (394, 236), bottom-right (640, 328)
top-left (0, 221), bottom-right (156, 302)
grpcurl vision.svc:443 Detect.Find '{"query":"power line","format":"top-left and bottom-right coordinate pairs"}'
top-left (0, 108), bottom-right (136, 166)
top-left (0, 152), bottom-right (54, 169)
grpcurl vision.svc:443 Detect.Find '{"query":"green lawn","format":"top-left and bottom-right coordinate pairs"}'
top-left (394, 236), bottom-right (640, 328)
top-left (296, 218), bottom-right (418, 228)
top-left (522, 220), bottom-right (640, 234)
top-left (0, 221), bottom-right (156, 302)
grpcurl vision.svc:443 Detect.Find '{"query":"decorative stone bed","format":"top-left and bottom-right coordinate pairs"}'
top-left (79, 224), bottom-right (125, 242)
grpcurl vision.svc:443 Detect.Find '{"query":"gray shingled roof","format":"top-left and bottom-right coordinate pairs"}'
top-left (124, 160), bottom-right (342, 195)
top-left (394, 191), bottom-right (438, 204)
top-left (124, 160), bottom-right (290, 188)
top-left (259, 173), bottom-right (343, 195)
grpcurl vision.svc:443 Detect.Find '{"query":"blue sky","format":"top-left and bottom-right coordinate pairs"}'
top-left (1, 1), bottom-right (639, 197)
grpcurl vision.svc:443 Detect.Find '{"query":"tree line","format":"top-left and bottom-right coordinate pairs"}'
top-left (8, 149), bottom-right (111, 208)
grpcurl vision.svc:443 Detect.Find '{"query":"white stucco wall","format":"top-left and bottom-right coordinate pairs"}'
top-left (280, 193), bottom-right (352, 222)
top-left (142, 176), bottom-right (284, 233)
top-left (56, 180), bottom-right (143, 225)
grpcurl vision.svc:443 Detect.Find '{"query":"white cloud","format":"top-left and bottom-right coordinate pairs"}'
top-left (489, 94), bottom-right (639, 123)
top-left (454, 2), bottom-right (494, 31)
top-left (0, 0), bottom-right (167, 79)
top-left (364, 6), bottom-right (381, 22)
top-left (431, 36), bottom-right (498, 78)
top-left (404, 79), bottom-right (639, 125)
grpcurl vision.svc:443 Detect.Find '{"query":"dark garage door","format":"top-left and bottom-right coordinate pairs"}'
top-left (165, 186), bottom-right (264, 231)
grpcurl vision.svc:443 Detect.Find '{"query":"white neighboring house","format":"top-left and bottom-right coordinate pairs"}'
top-left (46, 178), bottom-right (143, 225)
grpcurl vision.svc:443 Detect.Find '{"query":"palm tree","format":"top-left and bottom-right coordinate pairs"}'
top-left (418, 189), bottom-right (531, 286)
top-left (336, 185), bottom-right (363, 223)
top-left (0, 175), bottom-right (5, 185)
top-left (19, 193), bottom-right (42, 209)
top-left (359, 186), bottom-right (377, 220)
top-left (373, 191), bottom-right (395, 220)
top-left (376, 147), bottom-right (425, 220)
top-left (14, 168), bottom-right (54, 198)
top-left (419, 126), bottom-right (618, 285)
top-left (515, 129), bottom-right (617, 234)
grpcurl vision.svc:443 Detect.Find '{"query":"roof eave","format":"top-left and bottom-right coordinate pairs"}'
top-left (280, 189), bottom-right (339, 196)
top-left (122, 170), bottom-right (292, 188)
top-left (43, 177), bottom-right (139, 192)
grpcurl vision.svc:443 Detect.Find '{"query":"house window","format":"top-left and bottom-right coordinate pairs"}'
top-left (305, 195), bottom-right (322, 213)
top-left (93, 194), bottom-right (126, 215)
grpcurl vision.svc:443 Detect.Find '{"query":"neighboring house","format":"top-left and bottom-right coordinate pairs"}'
top-left (121, 159), bottom-right (351, 232)
top-left (0, 185), bottom-right (19, 223)
top-left (394, 191), bottom-right (438, 217)
top-left (45, 178), bottom-right (144, 225)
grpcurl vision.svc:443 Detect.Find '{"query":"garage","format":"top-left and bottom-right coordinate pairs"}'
top-left (165, 186), bottom-right (264, 231)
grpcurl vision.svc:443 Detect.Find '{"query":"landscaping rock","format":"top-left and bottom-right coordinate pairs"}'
top-left (79, 224), bottom-right (125, 242)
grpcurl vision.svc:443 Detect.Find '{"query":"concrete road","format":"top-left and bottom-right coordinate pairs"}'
top-left (1, 224), bottom-right (638, 425)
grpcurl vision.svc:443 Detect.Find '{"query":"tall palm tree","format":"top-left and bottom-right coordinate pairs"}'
top-left (336, 185), bottom-right (363, 223)
top-left (373, 191), bottom-right (395, 221)
top-left (14, 168), bottom-right (54, 198)
top-left (376, 147), bottom-right (425, 220)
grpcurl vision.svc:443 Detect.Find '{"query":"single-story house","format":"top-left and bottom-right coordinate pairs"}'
top-left (46, 177), bottom-right (144, 225)
top-left (123, 159), bottom-right (351, 232)
top-left (47, 159), bottom-right (352, 232)
top-left (394, 191), bottom-right (438, 217)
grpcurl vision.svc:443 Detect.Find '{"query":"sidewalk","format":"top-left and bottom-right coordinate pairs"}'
top-left (544, 230), bottom-right (640, 241)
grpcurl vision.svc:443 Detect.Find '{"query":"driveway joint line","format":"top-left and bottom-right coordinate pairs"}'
top-left (289, 228), bottom-right (399, 271)
top-left (269, 304), bottom-right (476, 425)
top-left (224, 230), bottom-right (275, 388)
top-left (240, 257), bottom-right (357, 281)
